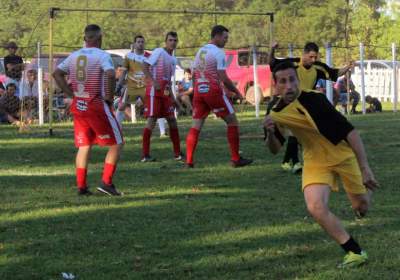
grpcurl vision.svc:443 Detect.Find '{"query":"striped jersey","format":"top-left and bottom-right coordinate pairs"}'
top-left (192, 43), bottom-right (226, 95)
top-left (57, 47), bottom-right (114, 114)
top-left (144, 48), bottom-right (176, 84)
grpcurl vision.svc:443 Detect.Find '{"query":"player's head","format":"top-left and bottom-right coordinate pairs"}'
top-left (6, 83), bottom-right (17, 95)
top-left (84, 24), bottom-right (102, 47)
top-left (165, 31), bottom-right (178, 51)
top-left (134, 35), bottom-right (145, 51)
top-left (302, 42), bottom-right (319, 68)
top-left (365, 95), bottom-right (372, 103)
top-left (272, 61), bottom-right (300, 104)
top-left (211, 25), bottom-right (229, 48)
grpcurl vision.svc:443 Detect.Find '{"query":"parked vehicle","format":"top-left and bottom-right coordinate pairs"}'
top-left (225, 49), bottom-right (272, 104)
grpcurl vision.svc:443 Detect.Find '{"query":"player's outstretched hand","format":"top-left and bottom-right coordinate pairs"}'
top-left (271, 42), bottom-right (279, 49)
top-left (361, 165), bottom-right (379, 191)
top-left (263, 115), bottom-right (275, 134)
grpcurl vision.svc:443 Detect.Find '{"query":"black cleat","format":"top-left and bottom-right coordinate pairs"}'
top-left (97, 182), bottom-right (122, 196)
top-left (78, 188), bottom-right (93, 196)
top-left (140, 156), bottom-right (156, 162)
top-left (231, 157), bottom-right (253, 168)
top-left (174, 153), bottom-right (185, 161)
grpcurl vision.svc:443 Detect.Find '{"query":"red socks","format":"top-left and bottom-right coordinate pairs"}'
top-left (186, 128), bottom-right (200, 164)
top-left (227, 125), bottom-right (240, 161)
top-left (76, 168), bottom-right (87, 190)
top-left (142, 127), bottom-right (152, 157)
top-left (169, 127), bottom-right (181, 156)
top-left (102, 163), bottom-right (116, 185)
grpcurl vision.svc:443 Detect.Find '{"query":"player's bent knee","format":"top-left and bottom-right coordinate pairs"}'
top-left (306, 201), bottom-right (329, 218)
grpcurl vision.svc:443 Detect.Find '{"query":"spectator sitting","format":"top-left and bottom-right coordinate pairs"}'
top-left (0, 83), bottom-right (21, 125)
top-left (335, 72), bottom-right (360, 114)
top-left (4, 42), bottom-right (24, 80)
top-left (365, 95), bottom-right (382, 113)
top-left (177, 68), bottom-right (193, 115)
top-left (20, 69), bottom-right (39, 122)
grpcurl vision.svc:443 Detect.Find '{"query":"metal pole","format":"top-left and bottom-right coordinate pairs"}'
top-left (288, 43), bottom-right (294, 58)
top-left (48, 8), bottom-right (58, 136)
top-left (252, 45), bottom-right (260, 118)
top-left (359, 42), bottom-right (366, 114)
top-left (392, 42), bottom-right (397, 112)
top-left (172, 50), bottom-right (178, 118)
top-left (55, 7), bottom-right (274, 16)
top-left (37, 41), bottom-right (44, 125)
top-left (325, 43), bottom-right (333, 104)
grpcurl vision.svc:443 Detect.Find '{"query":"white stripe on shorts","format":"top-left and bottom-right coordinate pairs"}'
top-left (150, 89), bottom-right (154, 116)
top-left (104, 103), bottom-right (123, 144)
top-left (222, 93), bottom-right (235, 114)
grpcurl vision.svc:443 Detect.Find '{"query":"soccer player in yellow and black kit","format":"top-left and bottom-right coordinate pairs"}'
top-left (268, 42), bottom-right (353, 173)
top-left (264, 61), bottom-right (379, 268)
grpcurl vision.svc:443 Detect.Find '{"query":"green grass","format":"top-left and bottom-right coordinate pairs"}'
top-left (1, 107), bottom-right (399, 279)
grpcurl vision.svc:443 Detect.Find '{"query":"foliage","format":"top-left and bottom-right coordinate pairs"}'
top-left (0, 0), bottom-right (398, 63)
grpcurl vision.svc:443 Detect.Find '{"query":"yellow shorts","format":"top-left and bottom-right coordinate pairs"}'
top-left (302, 157), bottom-right (366, 194)
top-left (124, 87), bottom-right (145, 102)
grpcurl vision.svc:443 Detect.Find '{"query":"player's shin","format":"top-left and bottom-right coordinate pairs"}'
top-left (227, 125), bottom-right (240, 161)
top-left (186, 128), bottom-right (200, 164)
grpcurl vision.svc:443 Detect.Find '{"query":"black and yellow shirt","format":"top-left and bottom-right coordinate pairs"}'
top-left (270, 90), bottom-right (355, 166)
top-left (272, 57), bottom-right (339, 91)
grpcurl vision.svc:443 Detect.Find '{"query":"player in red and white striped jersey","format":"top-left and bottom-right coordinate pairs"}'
top-left (53, 24), bottom-right (123, 196)
top-left (186, 25), bottom-right (252, 168)
top-left (141, 31), bottom-right (183, 162)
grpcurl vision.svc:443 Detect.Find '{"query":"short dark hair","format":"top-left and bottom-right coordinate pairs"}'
top-left (165, 31), bottom-right (178, 41)
top-left (84, 24), bottom-right (102, 40)
top-left (6, 83), bottom-right (16, 90)
top-left (184, 68), bottom-right (191, 74)
top-left (272, 61), bottom-right (298, 82)
top-left (134, 35), bottom-right (144, 42)
top-left (211, 25), bottom-right (229, 38)
top-left (303, 42), bottom-right (319, 53)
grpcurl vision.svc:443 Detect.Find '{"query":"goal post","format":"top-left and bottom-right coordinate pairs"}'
top-left (47, 7), bottom-right (274, 135)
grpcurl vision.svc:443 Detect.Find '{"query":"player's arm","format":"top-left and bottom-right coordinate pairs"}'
top-left (53, 69), bottom-right (73, 98)
top-left (116, 68), bottom-right (127, 94)
top-left (217, 70), bottom-right (242, 100)
top-left (263, 115), bottom-right (284, 154)
top-left (346, 130), bottom-right (379, 191)
top-left (338, 61), bottom-right (354, 77)
top-left (142, 62), bottom-right (160, 90)
top-left (104, 69), bottom-right (116, 105)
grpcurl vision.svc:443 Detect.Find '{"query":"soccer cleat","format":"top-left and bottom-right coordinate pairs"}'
top-left (338, 251), bottom-right (368, 268)
top-left (231, 157), bottom-right (253, 168)
top-left (159, 133), bottom-right (168, 138)
top-left (292, 162), bottom-right (303, 174)
top-left (174, 153), bottom-right (185, 161)
top-left (281, 162), bottom-right (293, 171)
top-left (97, 182), bottom-right (122, 196)
top-left (141, 156), bottom-right (156, 162)
top-left (78, 188), bottom-right (93, 196)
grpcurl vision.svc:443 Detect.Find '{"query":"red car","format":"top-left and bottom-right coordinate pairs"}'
top-left (225, 49), bottom-right (272, 104)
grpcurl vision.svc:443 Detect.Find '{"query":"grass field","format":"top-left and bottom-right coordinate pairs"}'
top-left (1, 107), bottom-right (399, 279)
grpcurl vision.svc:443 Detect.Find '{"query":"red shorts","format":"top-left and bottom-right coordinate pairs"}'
top-left (73, 104), bottom-right (123, 147)
top-left (144, 86), bottom-right (175, 118)
top-left (192, 91), bottom-right (235, 119)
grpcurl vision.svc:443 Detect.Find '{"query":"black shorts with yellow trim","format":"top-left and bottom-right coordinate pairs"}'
top-left (302, 157), bottom-right (366, 194)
